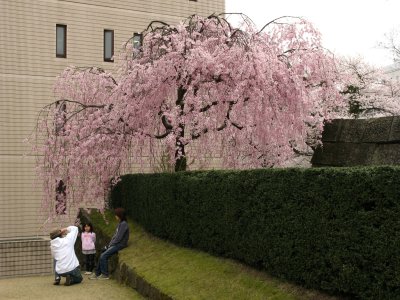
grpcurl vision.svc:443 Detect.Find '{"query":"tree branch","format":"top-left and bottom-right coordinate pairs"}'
top-left (258, 16), bottom-right (302, 34)
top-left (199, 101), bottom-right (218, 113)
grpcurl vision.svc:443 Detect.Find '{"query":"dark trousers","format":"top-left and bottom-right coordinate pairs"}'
top-left (84, 254), bottom-right (95, 272)
top-left (56, 266), bottom-right (83, 285)
top-left (95, 245), bottom-right (121, 276)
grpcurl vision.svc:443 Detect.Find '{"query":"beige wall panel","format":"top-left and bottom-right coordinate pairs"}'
top-left (0, 156), bottom-right (45, 238)
top-left (1, 0), bottom-right (224, 77)
top-left (58, 0), bottom-right (224, 18)
top-left (0, 75), bottom-right (54, 155)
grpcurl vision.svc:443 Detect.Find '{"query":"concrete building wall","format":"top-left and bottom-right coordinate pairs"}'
top-left (0, 0), bottom-right (225, 240)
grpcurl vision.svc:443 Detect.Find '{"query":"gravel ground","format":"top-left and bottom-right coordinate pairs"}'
top-left (0, 274), bottom-right (144, 300)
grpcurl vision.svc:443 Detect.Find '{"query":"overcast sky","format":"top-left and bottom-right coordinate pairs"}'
top-left (225, 0), bottom-right (400, 67)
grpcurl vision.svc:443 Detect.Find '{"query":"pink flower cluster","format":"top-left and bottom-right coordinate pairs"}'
top-left (31, 15), bottom-right (345, 219)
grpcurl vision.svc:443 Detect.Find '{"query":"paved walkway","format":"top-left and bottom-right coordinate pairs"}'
top-left (0, 275), bottom-right (144, 300)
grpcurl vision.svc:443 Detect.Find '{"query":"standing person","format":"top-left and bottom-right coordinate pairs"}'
top-left (81, 222), bottom-right (96, 275)
top-left (90, 208), bottom-right (129, 280)
top-left (50, 226), bottom-right (83, 286)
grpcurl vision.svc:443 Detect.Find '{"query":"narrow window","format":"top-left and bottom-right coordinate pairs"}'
top-left (104, 29), bottom-right (114, 62)
top-left (133, 32), bottom-right (143, 50)
top-left (56, 24), bottom-right (67, 58)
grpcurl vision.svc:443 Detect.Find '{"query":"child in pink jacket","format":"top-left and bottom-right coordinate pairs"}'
top-left (81, 222), bottom-right (96, 275)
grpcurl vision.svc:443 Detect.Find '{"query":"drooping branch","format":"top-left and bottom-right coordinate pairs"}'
top-left (161, 115), bottom-right (173, 130)
top-left (191, 100), bottom-right (244, 141)
top-left (257, 16), bottom-right (303, 34)
top-left (153, 130), bottom-right (172, 139)
top-left (218, 12), bottom-right (255, 29)
top-left (217, 101), bottom-right (244, 131)
top-left (199, 101), bottom-right (219, 113)
top-left (380, 29), bottom-right (400, 63)
top-left (145, 20), bottom-right (170, 31)
top-left (30, 13), bottom-right (345, 220)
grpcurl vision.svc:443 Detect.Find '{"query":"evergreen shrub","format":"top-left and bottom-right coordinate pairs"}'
top-left (111, 167), bottom-right (400, 299)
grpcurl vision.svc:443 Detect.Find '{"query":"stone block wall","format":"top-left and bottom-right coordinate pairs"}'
top-left (312, 116), bottom-right (400, 167)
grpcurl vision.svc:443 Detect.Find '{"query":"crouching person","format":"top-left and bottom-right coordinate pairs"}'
top-left (50, 226), bottom-right (83, 286)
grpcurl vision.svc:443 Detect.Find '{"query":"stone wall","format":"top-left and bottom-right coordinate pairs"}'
top-left (0, 238), bottom-right (52, 278)
top-left (311, 116), bottom-right (400, 167)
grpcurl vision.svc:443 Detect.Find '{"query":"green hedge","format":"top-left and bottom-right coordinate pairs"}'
top-left (111, 167), bottom-right (400, 299)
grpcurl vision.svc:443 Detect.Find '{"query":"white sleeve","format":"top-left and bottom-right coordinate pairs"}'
top-left (64, 226), bottom-right (78, 245)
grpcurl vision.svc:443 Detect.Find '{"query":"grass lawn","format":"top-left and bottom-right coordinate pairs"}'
top-left (90, 211), bottom-right (338, 300)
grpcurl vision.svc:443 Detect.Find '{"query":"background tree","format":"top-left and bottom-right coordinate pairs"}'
top-left (31, 14), bottom-right (344, 217)
top-left (338, 55), bottom-right (400, 118)
top-left (380, 29), bottom-right (400, 64)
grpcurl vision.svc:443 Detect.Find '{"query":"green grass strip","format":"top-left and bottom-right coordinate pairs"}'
top-left (90, 210), bottom-right (336, 300)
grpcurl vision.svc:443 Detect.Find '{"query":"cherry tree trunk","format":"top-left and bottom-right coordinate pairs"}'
top-left (175, 86), bottom-right (187, 172)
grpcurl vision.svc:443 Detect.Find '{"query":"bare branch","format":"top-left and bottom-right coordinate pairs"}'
top-left (161, 115), bottom-right (173, 130)
top-left (258, 16), bottom-right (303, 34)
top-left (199, 101), bottom-right (218, 113)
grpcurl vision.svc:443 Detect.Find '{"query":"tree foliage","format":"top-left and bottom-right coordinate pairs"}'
top-left (31, 14), bottom-right (344, 216)
top-left (380, 29), bottom-right (400, 64)
top-left (339, 56), bottom-right (400, 118)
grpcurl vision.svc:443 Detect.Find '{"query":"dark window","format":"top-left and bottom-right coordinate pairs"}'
top-left (104, 29), bottom-right (114, 62)
top-left (133, 32), bottom-right (143, 50)
top-left (56, 24), bottom-right (67, 58)
top-left (189, 0), bottom-right (197, 1)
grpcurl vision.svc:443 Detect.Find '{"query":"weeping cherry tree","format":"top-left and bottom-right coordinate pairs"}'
top-left (31, 14), bottom-right (345, 217)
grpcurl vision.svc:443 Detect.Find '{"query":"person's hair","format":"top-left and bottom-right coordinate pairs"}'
top-left (83, 222), bottom-right (94, 232)
top-left (114, 207), bottom-right (127, 222)
top-left (50, 229), bottom-right (62, 240)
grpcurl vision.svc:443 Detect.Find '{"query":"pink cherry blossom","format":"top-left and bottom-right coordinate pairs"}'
top-left (30, 15), bottom-right (345, 219)
top-left (338, 56), bottom-right (400, 118)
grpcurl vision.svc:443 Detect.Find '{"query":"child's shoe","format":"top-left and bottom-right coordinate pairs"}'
top-left (89, 274), bottom-right (99, 280)
top-left (84, 271), bottom-right (92, 275)
top-left (97, 274), bottom-right (109, 280)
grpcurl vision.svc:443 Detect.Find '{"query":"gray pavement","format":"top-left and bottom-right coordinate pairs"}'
top-left (0, 274), bottom-right (144, 300)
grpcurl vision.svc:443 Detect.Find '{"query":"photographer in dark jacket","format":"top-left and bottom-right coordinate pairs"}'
top-left (90, 207), bottom-right (129, 280)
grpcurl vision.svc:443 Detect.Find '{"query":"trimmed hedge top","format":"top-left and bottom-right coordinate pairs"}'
top-left (111, 167), bottom-right (400, 299)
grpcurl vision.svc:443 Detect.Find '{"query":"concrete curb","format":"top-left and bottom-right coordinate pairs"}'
top-left (114, 262), bottom-right (173, 300)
